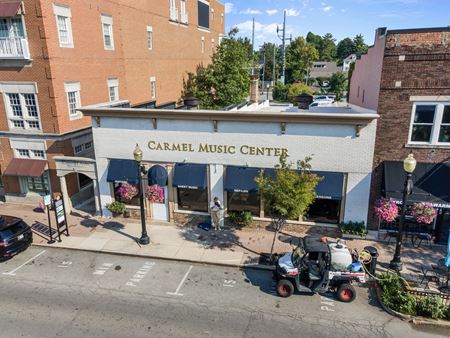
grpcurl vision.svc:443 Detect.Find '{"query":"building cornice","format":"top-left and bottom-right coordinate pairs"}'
top-left (79, 108), bottom-right (379, 126)
top-left (0, 127), bottom-right (92, 141)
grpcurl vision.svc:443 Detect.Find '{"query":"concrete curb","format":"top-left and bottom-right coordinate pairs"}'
top-left (372, 282), bottom-right (450, 328)
top-left (31, 243), bottom-right (276, 272)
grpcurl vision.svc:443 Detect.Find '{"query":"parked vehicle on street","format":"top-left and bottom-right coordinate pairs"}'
top-left (313, 95), bottom-right (334, 103)
top-left (0, 216), bottom-right (33, 261)
top-left (274, 236), bottom-right (366, 302)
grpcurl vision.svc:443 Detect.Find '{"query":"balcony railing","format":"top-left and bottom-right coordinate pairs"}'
top-left (169, 6), bottom-right (178, 22)
top-left (0, 37), bottom-right (30, 59)
top-left (180, 11), bottom-right (188, 24)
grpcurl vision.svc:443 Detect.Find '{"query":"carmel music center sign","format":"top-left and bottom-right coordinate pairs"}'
top-left (148, 141), bottom-right (289, 157)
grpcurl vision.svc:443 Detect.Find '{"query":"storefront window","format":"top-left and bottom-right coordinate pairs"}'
top-left (113, 182), bottom-right (140, 206)
top-left (26, 175), bottom-right (49, 193)
top-left (227, 192), bottom-right (260, 217)
top-left (177, 188), bottom-right (208, 212)
top-left (305, 199), bottom-right (340, 224)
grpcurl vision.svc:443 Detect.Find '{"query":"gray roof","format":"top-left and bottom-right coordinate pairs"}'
top-left (310, 61), bottom-right (342, 78)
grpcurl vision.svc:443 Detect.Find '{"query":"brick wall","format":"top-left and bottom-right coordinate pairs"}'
top-left (367, 29), bottom-right (450, 229)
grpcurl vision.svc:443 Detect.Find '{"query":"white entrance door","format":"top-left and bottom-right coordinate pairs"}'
top-left (151, 186), bottom-right (169, 221)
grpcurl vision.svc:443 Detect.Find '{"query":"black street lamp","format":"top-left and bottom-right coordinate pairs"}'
top-left (133, 144), bottom-right (150, 245)
top-left (389, 153), bottom-right (417, 272)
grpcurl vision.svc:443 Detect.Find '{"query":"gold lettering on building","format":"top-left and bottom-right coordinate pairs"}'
top-left (147, 141), bottom-right (288, 157)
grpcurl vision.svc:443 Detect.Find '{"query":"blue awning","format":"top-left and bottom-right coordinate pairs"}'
top-left (172, 163), bottom-right (207, 189)
top-left (225, 166), bottom-right (260, 193)
top-left (148, 165), bottom-right (168, 186)
top-left (262, 168), bottom-right (344, 200)
top-left (314, 171), bottom-right (345, 200)
top-left (106, 159), bottom-right (139, 184)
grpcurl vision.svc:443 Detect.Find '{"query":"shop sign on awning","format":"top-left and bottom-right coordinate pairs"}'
top-left (225, 166), bottom-right (260, 193)
top-left (3, 158), bottom-right (47, 177)
top-left (172, 163), bottom-right (207, 189)
top-left (263, 168), bottom-right (345, 200)
top-left (383, 161), bottom-right (450, 208)
top-left (106, 159), bottom-right (139, 184)
top-left (0, 1), bottom-right (22, 17)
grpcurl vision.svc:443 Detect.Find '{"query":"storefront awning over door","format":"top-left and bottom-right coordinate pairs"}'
top-left (225, 166), bottom-right (260, 193)
top-left (3, 158), bottom-right (47, 177)
top-left (106, 159), bottom-right (139, 184)
top-left (383, 161), bottom-right (450, 208)
top-left (148, 164), bottom-right (168, 186)
top-left (0, 1), bottom-right (22, 17)
top-left (263, 168), bottom-right (344, 200)
top-left (172, 163), bottom-right (207, 189)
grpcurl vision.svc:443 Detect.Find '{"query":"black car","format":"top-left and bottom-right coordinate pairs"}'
top-left (0, 215), bottom-right (33, 261)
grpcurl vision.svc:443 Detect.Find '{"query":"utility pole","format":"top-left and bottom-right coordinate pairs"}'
top-left (277, 10), bottom-right (292, 85)
top-left (262, 53), bottom-right (266, 87)
top-left (251, 17), bottom-right (255, 55)
top-left (273, 45), bottom-right (276, 85)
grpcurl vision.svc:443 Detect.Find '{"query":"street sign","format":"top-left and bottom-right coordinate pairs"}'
top-left (55, 199), bottom-right (65, 224)
top-left (43, 195), bottom-right (52, 206)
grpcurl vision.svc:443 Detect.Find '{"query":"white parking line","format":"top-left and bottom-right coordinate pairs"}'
top-left (167, 265), bottom-right (193, 296)
top-left (2, 250), bottom-right (46, 276)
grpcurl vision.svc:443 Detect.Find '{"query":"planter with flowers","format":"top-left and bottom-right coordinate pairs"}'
top-left (411, 202), bottom-right (437, 224)
top-left (374, 198), bottom-right (399, 224)
top-left (117, 182), bottom-right (139, 201)
top-left (145, 185), bottom-right (165, 203)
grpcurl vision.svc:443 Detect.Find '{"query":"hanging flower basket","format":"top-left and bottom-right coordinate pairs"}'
top-left (145, 185), bottom-right (165, 203)
top-left (117, 182), bottom-right (139, 201)
top-left (374, 198), bottom-right (399, 223)
top-left (411, 202), bottom-right (437, 224)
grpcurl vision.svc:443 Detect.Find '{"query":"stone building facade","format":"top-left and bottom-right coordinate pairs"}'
top-left (0, 0), bottom-right (224, 205)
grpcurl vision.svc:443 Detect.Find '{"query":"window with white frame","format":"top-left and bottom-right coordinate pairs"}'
top-left (53, 4), bottom-right (73, 48)
top-left (169, 0), bottom-right (178, 21)
top-left (1, 83), bottom-right (41, 131)
top-left (409, 103), bottom-right (450, 144)
top-left (150, 76), bottom-right (156, 99)
top-left (64, 82), bottom-right (81, 119)
top-left (14, 148), bottom-right (45, 159)
top-left (180, 0), bottom-right (188, 24)
top-left (147, 26), bottom-right (153, 49)
top-left (0, 17), bottom-right (25, 38)
top-left (74, 144), bottom-right (83, 154)
top-left (107, 78), bottom-right (119, 102)
top-left (84, 141), bottom-right (93, 150)
top-left (101, 14), bottom-right (114, 50)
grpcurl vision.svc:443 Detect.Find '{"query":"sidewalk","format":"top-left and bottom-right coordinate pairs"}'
top-left (0, 203), bottom-right (447, 278)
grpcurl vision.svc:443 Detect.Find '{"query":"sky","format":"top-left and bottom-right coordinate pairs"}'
top-left (223, 0), bottom-right (450, 47)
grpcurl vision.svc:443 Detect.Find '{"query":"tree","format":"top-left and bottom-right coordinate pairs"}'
top-left (256, 42), bottom-right (278, 83)
top-left (352, 34), bottom-right (368, 55)
top-left (319, 33), bottom-right (337, 61)
top-left (346, 62), bottom-right (355, 100)
top-left (285, 37), bottom-right (319, 84)
top-left (306, 32), bottom-right (322, 51)
top-left (329, 72), bottom-right (347, 101)
top-left (256, 154), bottom-right (321, 259)
top-left (183, 28), bottom-right (251, 109)
top-left (336, 37), bottom-right (354, 60)
top-left (287, 82), bottom-right (314, 103)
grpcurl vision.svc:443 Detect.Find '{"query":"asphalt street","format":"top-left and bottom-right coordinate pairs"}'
top-left (0, 247), bottom-right (447, 338)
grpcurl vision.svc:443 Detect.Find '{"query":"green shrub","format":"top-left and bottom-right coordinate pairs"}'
top-left (378, 272), bottom-right (417, 315)
top-left (416, 296), bottom-right (447, 319)
top-left (287, 82), bottom-right (314, 103)
top-left (228, 211), bottom-right (253, 227)
top-left (339, 221), bottom-right (367, 237)
top-left (445, 306), bottom-right (450, 320)
top-left (106, 201), bottom-right (126, 214)
top-left (272, 82), bottom-right (289, 102)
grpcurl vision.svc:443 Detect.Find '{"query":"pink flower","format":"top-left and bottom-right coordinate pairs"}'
top-left (117, 182), bottom-right (139, 201)
top-left (411, 202), bottom-right (437, 224)
top-left (374, 198), bottom-right (399, 223)
top-left (145, 185), bottom-right (165, 203)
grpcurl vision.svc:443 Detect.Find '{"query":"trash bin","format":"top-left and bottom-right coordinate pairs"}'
top-left (363, 246), bottom-right (379, 275)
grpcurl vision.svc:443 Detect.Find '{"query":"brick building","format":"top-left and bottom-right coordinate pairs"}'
top-left (0, 0), bottom-right (224, 206)
top-left (349, 27), bottom-right (450, 244)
